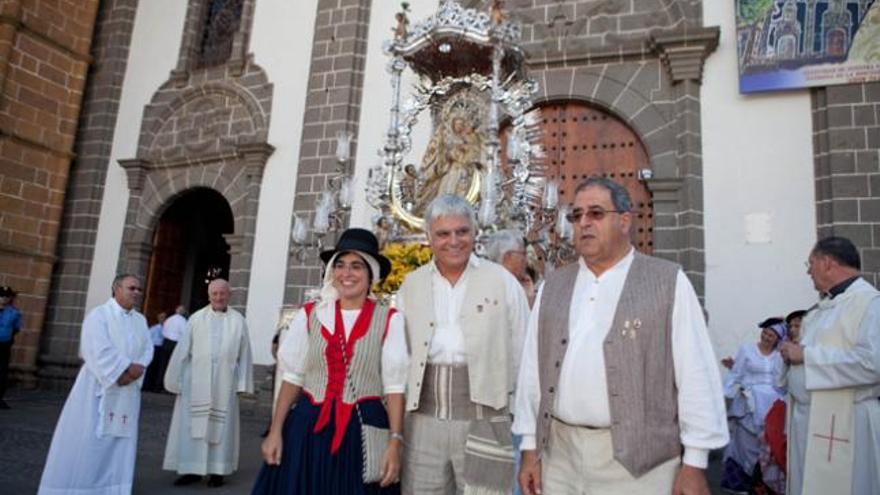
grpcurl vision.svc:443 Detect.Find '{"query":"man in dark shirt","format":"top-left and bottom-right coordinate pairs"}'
top-left (0, 286), bottom-right (22, 409)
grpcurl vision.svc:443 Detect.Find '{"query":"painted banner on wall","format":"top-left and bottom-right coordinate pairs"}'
top-left (736, 0), bottom-right (880, 93)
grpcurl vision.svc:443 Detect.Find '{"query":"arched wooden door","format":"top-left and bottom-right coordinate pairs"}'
top-left (143, 188), bottom-right (233, 323)
top-left (539, 101), bottom-right (654, 255)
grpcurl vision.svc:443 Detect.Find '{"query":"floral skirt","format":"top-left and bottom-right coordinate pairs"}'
top-left (251, 395), bottom-right (400, 495)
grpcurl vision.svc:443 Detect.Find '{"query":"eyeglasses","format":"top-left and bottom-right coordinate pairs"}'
top-left (565, 207), bottom-right (625, 223)
top-left (126, 286), bottom-right (143, 292)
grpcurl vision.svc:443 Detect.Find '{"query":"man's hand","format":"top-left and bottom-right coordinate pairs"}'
top-left (116, 363), bottom-right (146, 386)
top-left (779, 342), bottom-right (804, 365)
top-left (673, 464), bottom-right (709, 495)
top-left (720, 356), bottom-right (735, 369)
top-left (519, 449), bottom-right (542, 495)
top-left (127, 363), bottom-right (146, 379)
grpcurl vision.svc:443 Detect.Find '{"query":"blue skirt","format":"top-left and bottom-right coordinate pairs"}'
top-left (252, 395), bottom-right (400, 495)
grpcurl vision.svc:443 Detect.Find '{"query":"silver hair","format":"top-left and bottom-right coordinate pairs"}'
top-left (573, 177), bottom-right (633, 212)
top-left (485, 229), bottom-right (525, 263)
top-left (111, 273), bottom-right (138, 295)
top-left (424, 194), bottom-right (476, 234)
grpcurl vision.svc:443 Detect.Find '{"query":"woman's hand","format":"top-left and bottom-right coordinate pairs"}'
top-left (379, 438), bottom-right (403, 487)
top-left (261, 431), bottom-right (283, 466)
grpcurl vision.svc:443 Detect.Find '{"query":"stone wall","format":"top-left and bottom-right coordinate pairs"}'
top-left (283, 0), bottom-right (372, 304)
top-left (0, 0), bottom-right (101, 386)
top-left (813, 82), bottom-right (880, 286)
top-left (39, 0), bottom-right (139, 386)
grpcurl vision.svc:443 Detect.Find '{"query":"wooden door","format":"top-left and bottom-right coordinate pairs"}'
top-left (143, 217), bottom-right (187, 324)
top-left (540, 101), bottom-right (654, 255)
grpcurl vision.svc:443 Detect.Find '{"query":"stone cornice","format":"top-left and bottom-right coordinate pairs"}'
top-left (650, 26), bottom-right (720, 84)
top-left (118, 157), bottom-right (150, 192)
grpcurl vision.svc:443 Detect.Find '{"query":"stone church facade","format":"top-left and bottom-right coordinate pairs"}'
top-left (0, 0), bottom-right (878, 386)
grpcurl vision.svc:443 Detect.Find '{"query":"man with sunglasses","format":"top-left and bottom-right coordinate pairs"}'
top-left (39, 274), bottom-right (153, 495)
top-left (514, 177), bottom-right (728, 495)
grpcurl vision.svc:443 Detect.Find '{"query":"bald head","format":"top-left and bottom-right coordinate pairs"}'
top-left (208, 279), bottom-right (230, 312)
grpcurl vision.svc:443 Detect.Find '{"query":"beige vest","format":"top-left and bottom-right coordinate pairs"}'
top-left (301, 302), bottom-right (391, 403)
top-left (535, 252), bottom-right (680, 477)
top-left (399, 260), bottom-right (514, 411)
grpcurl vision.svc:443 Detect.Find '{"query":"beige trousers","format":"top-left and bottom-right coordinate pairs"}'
top-left (401, 412), bottom-right (470, 495)
top-left (543, 419), bottom-right (680, 495)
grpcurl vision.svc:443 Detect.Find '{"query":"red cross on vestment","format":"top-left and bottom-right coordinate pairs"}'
top-left (812, 414), bottom-right (850, 462)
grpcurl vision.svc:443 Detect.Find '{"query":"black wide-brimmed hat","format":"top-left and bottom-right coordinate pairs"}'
top-left (319, 228), bottom-right (391, 280)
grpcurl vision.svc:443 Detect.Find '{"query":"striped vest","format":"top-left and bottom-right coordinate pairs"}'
top-left (301, 300), bottom-right (393, 404)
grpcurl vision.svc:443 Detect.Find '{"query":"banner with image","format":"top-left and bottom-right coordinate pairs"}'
top-left (736, 0), bottom-right (880, 93)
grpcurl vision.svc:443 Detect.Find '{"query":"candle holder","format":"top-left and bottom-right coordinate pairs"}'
top-left (290, 130), bottom-right (356, 261)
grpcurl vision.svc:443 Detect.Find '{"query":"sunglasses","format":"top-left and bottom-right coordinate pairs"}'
top-left (565, 207), bottom-right (625, 223)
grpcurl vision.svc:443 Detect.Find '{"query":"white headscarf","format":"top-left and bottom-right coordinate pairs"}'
top-left (315, 250), bottom-right (381, 331)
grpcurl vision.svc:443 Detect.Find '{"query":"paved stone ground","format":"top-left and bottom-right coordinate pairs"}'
top-left (0, 388), bottom-right (271, 494)
top-left (0, 388), bottom-right (726, 494)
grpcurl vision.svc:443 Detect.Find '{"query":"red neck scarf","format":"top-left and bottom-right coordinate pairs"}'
top-left (313, 298), bottom-right (375, 453)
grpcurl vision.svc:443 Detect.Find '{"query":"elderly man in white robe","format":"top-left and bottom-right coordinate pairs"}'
top-left (780, 236), bottom-right (880, 495)
top-left (163, 278), bottom-right (253, 488)
top-left (38, 274), bottom-right (152, 495)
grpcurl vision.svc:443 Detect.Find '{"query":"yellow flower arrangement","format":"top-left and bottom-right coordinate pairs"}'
top-left (376, 242), bottom-right (433, 295)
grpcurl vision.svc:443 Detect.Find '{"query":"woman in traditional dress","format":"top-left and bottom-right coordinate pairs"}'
top-left (252, 228), bottom-right (407, 495)
top-left (720, 318), bottom-right (787, 493)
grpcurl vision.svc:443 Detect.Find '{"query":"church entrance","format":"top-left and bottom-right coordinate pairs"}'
top-left (537, 100), bottom-right (654, 255)
top-left (142, 188), bottom-right (233, 322)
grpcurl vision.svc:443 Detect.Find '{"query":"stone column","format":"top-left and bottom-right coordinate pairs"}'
top-left (812, 82), bottom-right (880, 287)
top-left (283, 0), bottom-right (373, 305)
top-left (228, 141), bottom-right (274, 312)
top-left (650, 27), bottom-right (719, 297)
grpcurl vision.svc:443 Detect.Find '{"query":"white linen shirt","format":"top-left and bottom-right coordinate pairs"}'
top-left (513, 249), bottom-right (729, 468)
top-left (395, 254), bottom-right (529, 368)
top-left (278, 305), bottom-right (409, 394)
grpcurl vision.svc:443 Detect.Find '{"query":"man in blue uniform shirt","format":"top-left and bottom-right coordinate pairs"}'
top-left (0, 285), bottom-right (22, 409)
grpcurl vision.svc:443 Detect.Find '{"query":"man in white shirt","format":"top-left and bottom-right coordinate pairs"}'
top-left (157, 305), bottom-right (186, 392)
top-left (514, 177), bottom-right (728, 495)
top-left (39, 274), bottom-right (152, 495)
top-left (397, 194), bottom-right (530, 495)
top-left (162, 305), bottom-right (187, 343)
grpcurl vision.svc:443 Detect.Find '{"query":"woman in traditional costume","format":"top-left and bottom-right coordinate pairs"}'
top-left (720, 318), bottom-right (787, 493)
top-left (252, 228), bottom-right (407, 495)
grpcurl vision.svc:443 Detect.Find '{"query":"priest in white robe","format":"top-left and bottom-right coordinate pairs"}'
top-left (38, 274), bottom-right (152, 495)
top-left (163, 278), bottom-right (253, 488)
top-left (781, 236), bottom-right (880, 495)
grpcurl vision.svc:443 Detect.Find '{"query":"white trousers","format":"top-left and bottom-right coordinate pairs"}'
top-left (543, 419), bottom-right (679, 495)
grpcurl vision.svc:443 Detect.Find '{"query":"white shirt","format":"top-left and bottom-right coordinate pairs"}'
top-left (513, 249), bottom-right (729, 468)
top-left (162, 313), bottom-right (187, 342)
top-left (278, 304), bottom-right (409, 394)
top-left (395, 254), bottom-right (529, 367)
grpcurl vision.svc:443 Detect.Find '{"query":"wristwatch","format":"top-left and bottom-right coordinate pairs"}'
top-left (389, 431), bottom-right (405, 443)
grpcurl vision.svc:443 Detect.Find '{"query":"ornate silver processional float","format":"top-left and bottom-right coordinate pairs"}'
top-left (293, 1), bottom-right (578, 280)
